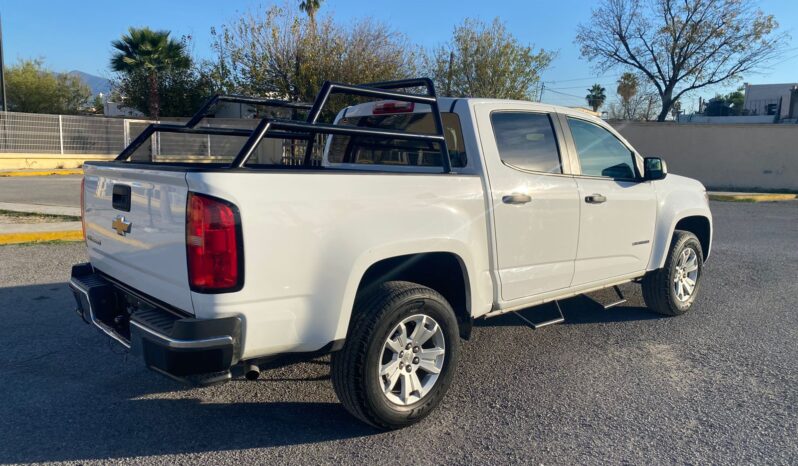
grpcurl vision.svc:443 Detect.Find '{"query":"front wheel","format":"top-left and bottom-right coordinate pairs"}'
top-left (642, 230), bottom-right (704, 316)
top-left (330, 281), bottom-right (460, 429)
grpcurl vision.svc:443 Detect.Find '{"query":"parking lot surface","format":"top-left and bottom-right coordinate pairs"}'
top-left (0, 200), bottom-right (796, 465)
top-left (0, 175), bottom-right (82, 207)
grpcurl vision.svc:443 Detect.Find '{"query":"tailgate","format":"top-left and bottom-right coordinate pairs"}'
top-left (83, 164), bottom-right (194, 314)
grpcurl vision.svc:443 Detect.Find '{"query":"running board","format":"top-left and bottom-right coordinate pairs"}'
top-left (602, 285), bottom-right (627, 310)
top-left (512, 300), bottom-right (565, 329)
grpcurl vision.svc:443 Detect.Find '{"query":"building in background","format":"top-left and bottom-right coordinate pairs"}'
top-left (103, 101), bottom-right (145, 117)
top-left (680, 82), bottom-right (798, 124)
top-left (743, 83), bottom-right (798, 120)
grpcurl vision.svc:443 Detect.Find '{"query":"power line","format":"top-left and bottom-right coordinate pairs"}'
top-left (544, 88), bottom-right (586, 99)
top-left (548, 82), bottom-right (619, 91)
top-left (765, 51), bottom-right (798, 68)
top-left (547, 48), bottom-right (798, 90)
top-left (543, 73), bottom-right (624, 85)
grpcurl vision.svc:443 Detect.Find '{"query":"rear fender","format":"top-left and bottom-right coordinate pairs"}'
top-left (333, 240), bottom-right (478, 342)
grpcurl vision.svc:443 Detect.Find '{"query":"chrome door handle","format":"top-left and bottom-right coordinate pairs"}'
top-left (585, 194), bottom-right (607, 204)
top-left (502, 193), bottom-right (532, 205)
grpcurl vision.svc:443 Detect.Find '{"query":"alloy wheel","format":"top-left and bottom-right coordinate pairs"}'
top-left (673, 247), bottom-right (699, 302)
top-left (378, 314), bottom-right (446, 406)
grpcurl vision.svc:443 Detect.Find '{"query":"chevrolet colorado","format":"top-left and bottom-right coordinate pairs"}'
top-left (69, 78), bottom-right (712, 429)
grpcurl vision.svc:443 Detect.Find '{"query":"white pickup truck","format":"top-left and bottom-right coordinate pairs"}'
top-left (70, 78), bottom-right (712, 429)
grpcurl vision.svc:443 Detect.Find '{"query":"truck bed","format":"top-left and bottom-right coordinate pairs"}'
top-left (82, 161), bottom-right (491, 357)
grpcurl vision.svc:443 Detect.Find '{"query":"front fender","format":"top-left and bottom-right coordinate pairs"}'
top-left (648, 176), bottom-right (713, 270)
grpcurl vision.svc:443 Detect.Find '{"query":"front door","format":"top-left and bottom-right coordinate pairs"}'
top-left (563, 116), bottom-right (657, 285)
top-left (477, 105), bottom-right (580, 302)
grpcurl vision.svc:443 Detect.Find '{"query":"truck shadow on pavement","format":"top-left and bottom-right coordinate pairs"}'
top-left (477, 286), bottom-right (665, 328)
top-left (0, 282), bottom-right (379, 464)
top-left (0, 281), bottom-right (664, 463)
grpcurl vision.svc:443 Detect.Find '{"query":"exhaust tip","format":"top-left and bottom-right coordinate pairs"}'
top-left (244, 363), bottom-right (260, 381)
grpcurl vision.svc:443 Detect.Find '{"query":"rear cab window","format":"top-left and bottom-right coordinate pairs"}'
top-left (326, 111), bottom-right (467, 168)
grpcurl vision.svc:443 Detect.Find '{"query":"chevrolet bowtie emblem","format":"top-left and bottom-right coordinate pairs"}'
top-left (112, 215), bottom-right (132, 236)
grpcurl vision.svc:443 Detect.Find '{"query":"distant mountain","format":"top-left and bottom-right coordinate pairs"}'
top-left (69, 70), bottom-right (112, 96)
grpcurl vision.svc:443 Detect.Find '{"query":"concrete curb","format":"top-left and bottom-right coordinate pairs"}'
top-left (709, 193), bottom-right (798, 202)
top-left (0, 202), bottom-right (81, 217)
top-left (0, 230), bottom-right (82, 245)
top-left (0, 169), bottom-right (83, 177)
top-left (0, 220), bottom-right (83, 245)
top-left (0, 221), bottom-right (83, 233)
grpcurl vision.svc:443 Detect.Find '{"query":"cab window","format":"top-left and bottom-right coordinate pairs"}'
top-left (490, 112), bottom-right (562, 174)
top-left (567, 117), bottom-right (637, 179)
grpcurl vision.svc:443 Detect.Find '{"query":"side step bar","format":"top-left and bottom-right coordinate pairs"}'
top-left (602, 286), bottom-right (627, 309)
top-left (512, 300), bottom-right (565, 329)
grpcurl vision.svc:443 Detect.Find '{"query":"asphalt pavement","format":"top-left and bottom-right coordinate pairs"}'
top-left (0, 175), bottom-right (82, 207)
top-left (0, 200), bottom-right (796, 464)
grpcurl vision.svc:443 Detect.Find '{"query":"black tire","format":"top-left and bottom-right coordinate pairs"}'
top-left (642, 230), bottom-right (704, 316)
top-left (330, 281), bottom-right (460, 430)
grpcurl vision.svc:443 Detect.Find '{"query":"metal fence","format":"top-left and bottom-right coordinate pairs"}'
top-left (0, 111), bottom-right (130, 154)
top-left (0, 111), bottom-right (323, 165)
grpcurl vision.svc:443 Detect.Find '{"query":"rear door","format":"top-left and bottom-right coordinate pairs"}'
top-left (560, 115), bottom-right (656, 285)
top-left (83, 164), bottom-right (194, 313)
top-left (477, 104), bottom-right (580, 302)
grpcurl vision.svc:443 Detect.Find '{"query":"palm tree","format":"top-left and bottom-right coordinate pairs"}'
top-left (299, 0), bottom-right (323, 23)
top-left (616, 73), bottom-right (638, 119)
top-left (586, 84), bottom-right (607, 112)
top-left (110, 27), bottom-right (190, 119)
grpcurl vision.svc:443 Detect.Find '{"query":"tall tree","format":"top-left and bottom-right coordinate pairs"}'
top-left (91, 94), bottom-right (105, 114)
top-left (703, 88), bottom-right (745, 116)
top-left (5, 59), bottom-right (91, 114)
top-left (586, 84), bottom-right (607, 112)
top-left (210, 5), bottom-right (417, 107)
top-left (610, 77), bottom-right (658, 120)
top-left (112, 64), bottom-right (215, 118)
top-left (616, 72), bottom-right (638, 119)
top-left (299, 0), bottom-right (323, 23)
top-left (425, 18), bottom-right (553, 100)
top-left (110, 27), bottom-right (191, 118)
top-left (576, 0), bottom-right (788, 121)
top-left (725, 88), bottom-right (745, 115)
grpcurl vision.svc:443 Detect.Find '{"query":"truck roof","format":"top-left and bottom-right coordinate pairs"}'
top-left (339, 97), bottom-right (604, 124)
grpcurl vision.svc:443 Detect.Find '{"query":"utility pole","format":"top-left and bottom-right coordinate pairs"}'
top-left (538, 82), bottom-right (545, 102)
top-left (445, 51), bottom-right (454, 96)
top-left (0, 13), bottom-right (6, 111)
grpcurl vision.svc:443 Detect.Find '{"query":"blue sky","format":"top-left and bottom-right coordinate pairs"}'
top-left (1, 0), bottom-right (796, 111)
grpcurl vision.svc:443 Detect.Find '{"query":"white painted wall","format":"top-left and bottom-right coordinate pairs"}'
top-left (611, 122), bottom-right (798, 191)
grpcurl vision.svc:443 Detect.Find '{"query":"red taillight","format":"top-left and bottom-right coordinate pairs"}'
top-left (80, 177), bottom-right (86, 241)
top-left (186, 193), bottom-right (242, 292)
top-left (373, 101), bottom-right (415, 115)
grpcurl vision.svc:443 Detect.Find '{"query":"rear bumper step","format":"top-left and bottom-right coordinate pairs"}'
top-left (69, 263), bottom-right (241, 386)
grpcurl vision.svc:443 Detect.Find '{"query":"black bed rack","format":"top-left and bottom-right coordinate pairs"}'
top-left (115, 77), bottom-right (453, 173)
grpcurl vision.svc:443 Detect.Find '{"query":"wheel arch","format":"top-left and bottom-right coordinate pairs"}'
top-left (649, 210), bottom-right (713, 270)
top-left (674, 215), bottom-right (711, 260)
top-left (339, 250), bottom-right (474, 341)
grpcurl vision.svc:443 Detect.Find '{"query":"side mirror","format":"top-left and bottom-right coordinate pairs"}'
top-left (644, 157), bottom-right (667, 181)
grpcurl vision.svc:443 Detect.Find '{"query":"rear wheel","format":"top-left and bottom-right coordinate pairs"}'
top-left (330, 281), bottom-right (459, 429)
top-left (642, 230), bottom-right (704, 316)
